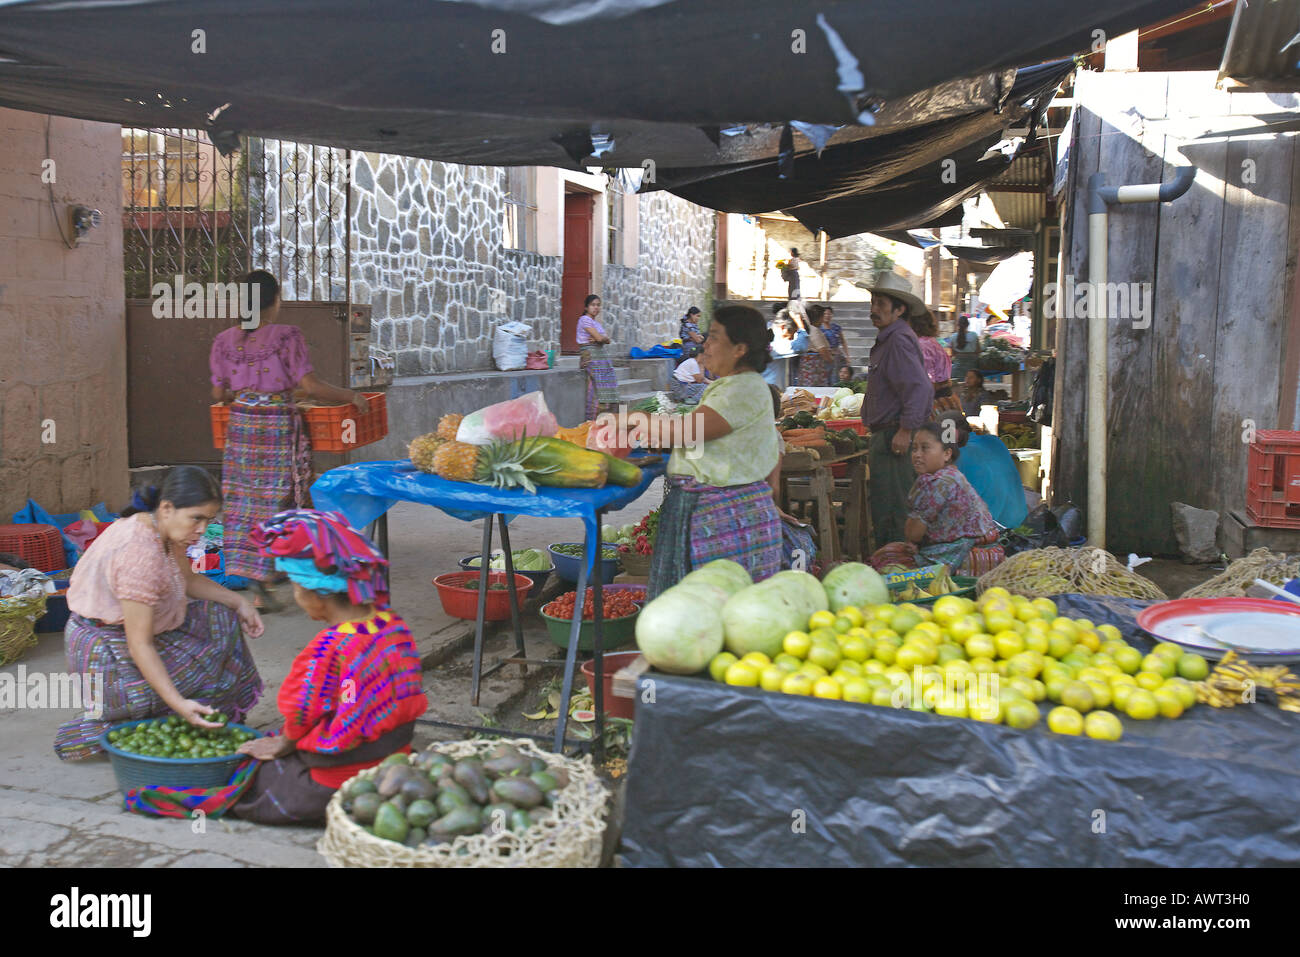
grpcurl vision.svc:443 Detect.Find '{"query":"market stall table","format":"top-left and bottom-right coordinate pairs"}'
top-left (779, 449), bottom-right (869, 562)
top-left (311, 453), bottom-right (665, 756)
top-left (619, 594), bottom-right (1300, 866)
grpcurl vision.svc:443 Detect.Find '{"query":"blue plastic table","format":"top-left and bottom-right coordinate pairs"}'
top-left (312, 454), bottom-right (665, 754)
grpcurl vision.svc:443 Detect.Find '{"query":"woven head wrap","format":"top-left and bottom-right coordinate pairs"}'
top-left (251, 509), bottom-right (389, 606)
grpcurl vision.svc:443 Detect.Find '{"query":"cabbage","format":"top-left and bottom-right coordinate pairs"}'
top-left (601, 525), bottom-right (620, 543)
top-left (720, 579), bottom-right (808, 658)
top-left (636, 588), bottom-right (725, 674)
top-left (619, 524), bottom-right (636, 539)
top-left (767, 570), bottom-right (829, 619)
top-left (681, 559), bottom-right (752, 597)
top-left (467, 549), bottom-right (552, 572)
top-left (831, 387), bottom-right (853, 403)
top-left (822, 562), bottom-right (888, 610)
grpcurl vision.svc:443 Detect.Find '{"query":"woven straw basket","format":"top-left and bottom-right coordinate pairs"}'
top-left (317, 738), bottom-right (608, 868)
top-left (0, 592), bottom-right (46, 667)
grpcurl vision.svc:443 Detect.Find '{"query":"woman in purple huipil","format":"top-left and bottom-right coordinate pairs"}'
top-left (208, 271), bottom-right (367, 610)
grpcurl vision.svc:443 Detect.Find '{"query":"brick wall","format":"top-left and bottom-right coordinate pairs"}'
top-left (0, 108), bottom-right (128, 517)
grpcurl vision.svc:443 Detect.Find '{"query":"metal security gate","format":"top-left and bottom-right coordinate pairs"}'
top-left (122, 128), bottom-right (351, 300)
top-left (123, 129), bottom-right (366, 469)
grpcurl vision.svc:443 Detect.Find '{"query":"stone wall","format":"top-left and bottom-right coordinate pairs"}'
top-left (0, 108), bottom-right (128, 516)
top-left (601, 189), bottom-right (715, 348)
top-left (259, 148), bottom-right (713, 375)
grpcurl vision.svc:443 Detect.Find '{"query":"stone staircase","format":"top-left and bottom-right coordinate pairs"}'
top-left (721, 299), bottom-right (877, 378)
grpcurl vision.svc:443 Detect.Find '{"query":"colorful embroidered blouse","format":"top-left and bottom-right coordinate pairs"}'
top-left (209, 323), bottom-right (313, 395)
top-left (907, 465), bottom-right (998, 546)
top-left (918, 336), bottom-right (953, 385)
top-left (278, 609), bottom-right (429, 787)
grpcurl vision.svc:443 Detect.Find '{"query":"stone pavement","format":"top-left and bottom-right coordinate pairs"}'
top-left (0, 479), bottom-right (661, 867)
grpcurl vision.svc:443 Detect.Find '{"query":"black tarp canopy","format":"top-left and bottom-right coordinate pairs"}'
top-left (652, 60), bottom-right (1074, 236)
top-left (0, 0), bottom-right (1190, 169)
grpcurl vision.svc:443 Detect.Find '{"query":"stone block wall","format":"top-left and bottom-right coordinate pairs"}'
top-left (0, 108), bottom-right (128, 517)
top-left (259, 148), bottom-right (714, 375)
top-left (602, 190), bottom-right (715, 349)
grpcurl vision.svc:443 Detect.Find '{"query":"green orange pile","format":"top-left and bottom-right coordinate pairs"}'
top-left (705, 587), bottom-right (1210, 742)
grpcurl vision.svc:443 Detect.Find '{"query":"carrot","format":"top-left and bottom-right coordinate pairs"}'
top-left (780, 428), bottom-right (826, 440)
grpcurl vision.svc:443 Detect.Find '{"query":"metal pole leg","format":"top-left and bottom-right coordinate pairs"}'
top-left (497, 513), bottom-right (527, 674)
top-left (591, 514), bottom-right (606, 765)
top-left (554, 553), bottom-right (589, 753)
top-left (470, 515), bottom-right (494, 707)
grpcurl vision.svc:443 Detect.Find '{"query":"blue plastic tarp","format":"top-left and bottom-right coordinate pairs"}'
top-left (956, 434), bottom-right (1028, 530)
top-left (311, 455), bottom-right (666, 570)
top-left (10, 500), bottom-right (116, 568)
top-left (629, 345), bottom-right (681, 360)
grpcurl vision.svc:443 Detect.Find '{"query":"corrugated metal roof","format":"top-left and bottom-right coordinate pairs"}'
top-left (986, 151), bottom-right (1050, 189)
top-left (987, 191), bottom-right (1046, 230)
top-left (1219, 0), bottom-right (1300, 88)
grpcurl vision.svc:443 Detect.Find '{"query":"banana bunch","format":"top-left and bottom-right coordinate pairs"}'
top-left (894, 583), bottom-right (927, 602)
top-left (893, 573), bottom-right (959, 602)
top-left (927, 572), bottom-right (959, 598)
top-left (1195, 651), bottom-right (1300, 711)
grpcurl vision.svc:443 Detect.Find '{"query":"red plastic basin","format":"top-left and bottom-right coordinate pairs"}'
top-left (580, 651), bottom-right (643, 721)
top-left (433, 571), bottom-right (533, 621)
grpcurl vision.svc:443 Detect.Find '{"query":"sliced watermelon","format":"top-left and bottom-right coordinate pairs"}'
top-left (572, 710), bottom-right (596, 723)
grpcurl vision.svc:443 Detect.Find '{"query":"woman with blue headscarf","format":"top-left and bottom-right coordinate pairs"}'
top-left (228, 509), bottom-right (428, 825)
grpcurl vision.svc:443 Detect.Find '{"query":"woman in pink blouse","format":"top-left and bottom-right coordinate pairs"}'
top-left (55, 467), bottom-right (265, 760)
top-left (209, 271), bottom-right (367, 609)
top-left (576, 294), bottom-right (618, 420)
top-left (909, 310), bottom-right (961, 414)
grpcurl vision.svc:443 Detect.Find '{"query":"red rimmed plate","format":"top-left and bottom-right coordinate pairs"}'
top-left (1136, 597), bottom-right (1300, 662)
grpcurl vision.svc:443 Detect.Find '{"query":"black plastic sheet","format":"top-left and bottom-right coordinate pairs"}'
top-left (621, 649), bottom-right (1300, 867)
top-left (0, 0), bottom-right (1189, 168)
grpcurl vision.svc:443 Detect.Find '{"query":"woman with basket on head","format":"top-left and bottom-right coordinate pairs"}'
top-left (631, 306), bottom-right (784, 596)
top-left (228, 509), bottom-right (427, 825)
top-left (209, 270), bottom-right (369, 611)
top-left (576, 293), bottom-right (619, 421)
top-left (54, 467), bottom-right (265, 761)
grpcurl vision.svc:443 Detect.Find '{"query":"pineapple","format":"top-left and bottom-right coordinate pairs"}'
top-left (432, 440), bottom-right (482, 483)
top-left (436, 413), bottom-right (464, 441)
top-left (408, 432), bottom-right (445, 473)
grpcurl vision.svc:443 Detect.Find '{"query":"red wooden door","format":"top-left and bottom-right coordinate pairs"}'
top-left (561, 192), bottom-right (594, 353)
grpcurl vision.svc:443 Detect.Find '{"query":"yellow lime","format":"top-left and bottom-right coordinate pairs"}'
top-left (1031, 597), bottom-right (1058, 620)
top-left (994, 630), bottom-right (1026, 659)
top-left (708, 652), bottom-right (738, 683)
top-left (1075, 630), bottom-right (1101, 653)
top-left (833, 616), bottom-right (854, 634)
top-left (1084, 710), bottom-right (1123, 741)
top-left (740, 652), bottom-right (772, 671)
top-left (773, 653), bottom-right (803, 672)
top-left (1097, 623), bottom-right (1123, 643)
top-left (1113, 646), bottom-right (1143, 674)
top-left (1047, 632), bottom-right (1075, 660)
top-left (838, 635), bottom-right (871, 663)
top-left (1060, 681), bottom-right (1096, 713)
top-left (759, 665), bottom-right (788, 692)
top-left (780, 672), bottom-right (815, 696)
top-left (839, 606), bottom-right (866, 627)
top-left (1177, 653), bottom-right (1209, 681)
top-left (1004, 699), bottom-right (1041, 729)
top-left (1135, 670), bottom-right (1166, 691)
top-left (873, 641), bottom-right (898, 665)
top-left (782, 631), bottom-right (812, 659)
top-left (936, 643), bottom-right (966, 665)
top-left (812, 677), bottom-right (842, 700)
top-left (807, 643), bottom-right (842, 672)
top-left (863, 659), bottom-right (887, 675)
top-left (808, 610), bottom-right (837, 631)
top-left (1082, 679), bottom-right (1112, 710)
top-left (931, 595), bottom-right (967, 626)
top-left (1047, 706), bottom-right (1084, 735)
top-left (1124, 689), bottom-right (1158, 720)
top-left (1142, 654), bottom-right (1176, 679)
top-left (1151, 641), bottom-right (1184, 661)
top-left (966, 634), bottom-right (996, 659)
top-left (841, 677), bottom-right (873, 703)
top-left (1023, 630), bottom-right (1050, 655)
top-left (969, 656), bottom-right (998, 674)
top-left (1006, 651), bottom-right (1044, 679)
top-left (1110, 682), bottom-right (1136, 711)
top-left (724, 661), bottom-right (760, 687)
top-left (798, 662), bottom-right (828, 679)
top-left (1153, 688), bottom-right (1184, 719)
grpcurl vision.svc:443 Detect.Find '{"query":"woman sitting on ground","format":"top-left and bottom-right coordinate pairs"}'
top-left (55, 466), bottom-right (264, 760)
top-left (670, 354), bottom-right (714, 405)
top-left (869, 420), bottom-right (1000, 573)
top-left (229, 509), bottom-right (428, 826)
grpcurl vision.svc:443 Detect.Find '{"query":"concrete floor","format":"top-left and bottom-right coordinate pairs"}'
top-left (0, 479), bottom-right (661, 867)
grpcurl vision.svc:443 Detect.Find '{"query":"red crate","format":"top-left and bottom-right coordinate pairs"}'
top-left (1246, 431), bottom-right (1300, 528)
top-left (211, 393), bottom-right (387, 452)
top-left (0, 524), bottom-right (65, 572)
top-left (825, 419), bottom-right (866, 477)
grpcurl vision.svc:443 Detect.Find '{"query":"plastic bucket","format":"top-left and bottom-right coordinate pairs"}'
top-left (580, 651), bottom-right (643, 720)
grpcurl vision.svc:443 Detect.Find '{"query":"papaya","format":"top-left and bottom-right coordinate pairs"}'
top-left (601, 452), bottom-right (643, 487)
top-left (373, 801), bottom-right (409, 843)
top-left (492, 777), bottom-right (544, 809)
top-left (520, 437), bottom-right (609, 488)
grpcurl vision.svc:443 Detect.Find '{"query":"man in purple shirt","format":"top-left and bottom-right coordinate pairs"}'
top-left (860, 273), bottom-right (934, 548)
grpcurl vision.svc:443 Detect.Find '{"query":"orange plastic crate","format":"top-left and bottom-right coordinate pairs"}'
top-left (211, 393), bottom-right (387, 452)
top-left (1246, 430), bottom-right (1300, 528)
top-left (0, 524), bottom-right (65, 572)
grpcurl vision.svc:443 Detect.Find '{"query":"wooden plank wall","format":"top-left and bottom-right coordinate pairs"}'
top-left (1054, 71), bottom-right (1299, 555)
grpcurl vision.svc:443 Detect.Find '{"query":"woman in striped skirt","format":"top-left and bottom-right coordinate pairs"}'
top-left (54, 467), bottom-right (264, 760)
top-left (209, 270), bottom-right (368, 610)
top-left (576, 294), bottom-right (619, 421)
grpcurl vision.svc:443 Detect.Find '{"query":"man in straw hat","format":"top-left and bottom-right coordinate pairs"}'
top-left (857, 272), bottom-right (935, 548)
